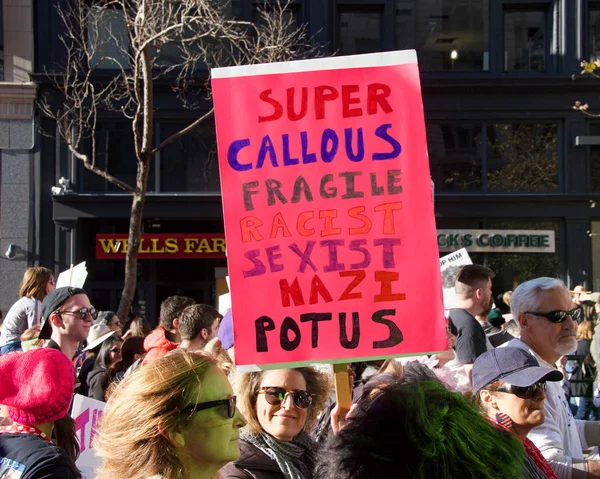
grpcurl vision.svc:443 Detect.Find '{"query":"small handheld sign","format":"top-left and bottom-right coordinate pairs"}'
top-left (212, 50), bottom-right (446, 370)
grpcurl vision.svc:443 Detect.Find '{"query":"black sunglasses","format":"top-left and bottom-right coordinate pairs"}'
top-left (257, 387), bottom-right (314, 409)
top-left (525, 308), bottom-right (582, 323)
top-left (181, 396), bottom-right (237, 419)
top-left (495, 381), bottom-right (546, 399)
top-left (57, 307), bottom-right (98, 321)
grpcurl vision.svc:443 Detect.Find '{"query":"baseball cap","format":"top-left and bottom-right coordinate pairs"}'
top-left (39, 287), bottom-right (88, 340)
top-left (472, 347), bottom-right (563, 394)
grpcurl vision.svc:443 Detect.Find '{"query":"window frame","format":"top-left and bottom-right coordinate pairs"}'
top-left (429, 119), bottom-right (562, 195)
top-left (334, 0), bottom-right (391, 55)
top-left (500, 0), bottom-right (555, 74)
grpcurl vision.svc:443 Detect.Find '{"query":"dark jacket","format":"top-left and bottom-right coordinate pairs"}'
top-left (219, 440), bottom-right (285, 479)
top-left (86, 367), bottom-right (107, 402)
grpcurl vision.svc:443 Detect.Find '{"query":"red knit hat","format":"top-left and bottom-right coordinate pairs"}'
top-left (0, 348), bottom-right (74, 425)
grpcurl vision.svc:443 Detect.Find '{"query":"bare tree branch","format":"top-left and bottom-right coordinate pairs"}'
top-left (39, 0), bottom-right (323, 322)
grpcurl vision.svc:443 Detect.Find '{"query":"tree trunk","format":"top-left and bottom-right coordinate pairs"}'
top-left (116, 43), bottom-right (154, 322)
top-left (116, 156), bottom-right (151, 322)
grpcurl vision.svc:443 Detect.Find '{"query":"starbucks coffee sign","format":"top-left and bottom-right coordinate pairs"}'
top-left (437, 230), bottom-right (555, 253)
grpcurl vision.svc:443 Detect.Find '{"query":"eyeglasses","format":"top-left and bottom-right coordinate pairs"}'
top-left (57, 307), bottom-right (98, 321)
top-left (181, 396), bottom-right (237, 419)
top-left (109, 320), bottom-right (122, 327)
top-left (495, 381), bottom-right (546, 399)
top-left (110, 347), bottom-right (121, 354)
top-left (257, 387), bottom-right (314, 409)
top-left (525, 308), bottom-right (582, 323)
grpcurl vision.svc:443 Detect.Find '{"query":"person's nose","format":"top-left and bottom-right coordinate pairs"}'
top-left (564, 313), bottom-right (577, 330)
top-left (281, 392), bottom-right (295, 410)
top-left (234, 408), bottom-right (247, 428)
top-left (534, 386), bottom-right (546, 401)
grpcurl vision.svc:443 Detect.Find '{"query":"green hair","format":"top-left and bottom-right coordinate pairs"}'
top-left (317, 373), bottom-right (525, 479)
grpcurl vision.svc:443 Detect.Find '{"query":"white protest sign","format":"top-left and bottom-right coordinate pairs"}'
top-left (218, 292), bottom-right (231, 316)
top-left (56, 261), bottom-right (88, 288)
top-left (439, 248), bottom-right (472, 311)
top-left (72, 394), bottom-right (105, 479)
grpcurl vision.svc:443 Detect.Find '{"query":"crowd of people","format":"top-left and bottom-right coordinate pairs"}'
top-left (1, 265), bottom-right (600, 478)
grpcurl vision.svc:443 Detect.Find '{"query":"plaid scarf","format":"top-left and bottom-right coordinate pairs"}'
top-left (241, 431), bottom-right (316, 479)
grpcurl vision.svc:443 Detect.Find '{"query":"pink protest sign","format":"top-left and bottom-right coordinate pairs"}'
top-left (212, 51), bottom-right (446, 370)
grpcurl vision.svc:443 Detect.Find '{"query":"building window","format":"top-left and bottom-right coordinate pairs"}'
top-left (589, 2), bottom-right (600, 61)
top-left (88, 8), bottom-right (130, 70)
top-left (486, 123), bottom-right (558, 192)
top-left (428, 123), bottom-right (483, 192)
top-left (486, 219), bottom-right (560, 290)
top-left (589, 123), bottom-right (600, 192)
top-left (428, 121), bottom-right (559, 193)
top-left (159, 122), bottom-right (220, 192)
top-left (591, 221), bottom-right (600, 291)
top-left (396, 0), bottom-right (489, 72)
top-left (504, 7), bottom-right (547, 72)
top-left (338, 7), bottom-right (383, 55)
top-left (81, 122), bottom-right (155, 193)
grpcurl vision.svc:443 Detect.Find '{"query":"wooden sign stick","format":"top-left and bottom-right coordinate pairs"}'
top-left (334, 363), bottom-right (352, 418)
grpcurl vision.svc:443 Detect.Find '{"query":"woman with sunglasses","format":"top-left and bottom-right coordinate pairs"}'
top-left (221, 368), bottom-right (331, 479)
top-left (0, 266), bottom-right (55, 354)
top-left (86, 334), bottom-right (122, 401)
top-left (94, 350), bottom-right (246, 479)
top-left (472, 347), bottom-right (563, 479)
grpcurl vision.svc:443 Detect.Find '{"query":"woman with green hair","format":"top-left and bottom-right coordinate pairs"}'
top-left (315, 362), bottom-right (526, 479)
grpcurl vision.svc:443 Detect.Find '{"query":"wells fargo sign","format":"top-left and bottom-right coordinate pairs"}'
top-left (95, 234), bottom-right (226, 259)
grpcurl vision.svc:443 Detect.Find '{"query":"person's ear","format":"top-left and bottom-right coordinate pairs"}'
top-left (172, 318), bottom-right (180, 330)
top-left (518, 313), bottom-right (529, 331)
top-left (50, 311), bottom-right (63, 328)
top-left (201, 328), bottom-right (209, 340)
top-left (158, 421), bottom-right (185, 449)
top-left (479, 390), bottom-right (499, 411)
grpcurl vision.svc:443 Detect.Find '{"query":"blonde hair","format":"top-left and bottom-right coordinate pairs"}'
top-left (502, 291), bottom-right (513, 307)
top-left (577, 321), bottom-right (594, 341)
top-left (233, 367), bottom-right (331, 436)
top-left (93, 351), bottom-right (219, 479)
top-left (19, 267), bottom-right (53, 301)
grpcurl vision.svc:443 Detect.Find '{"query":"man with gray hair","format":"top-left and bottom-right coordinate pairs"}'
top-left (506, 277), bottom-right (600, 478)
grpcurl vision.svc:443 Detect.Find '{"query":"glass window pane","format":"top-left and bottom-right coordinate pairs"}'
top-left (486, 124), bottom-right (558, 192)
top-left (396, 0), bottom-right (489, 72)
top-left (486, 219), bottom-right (560, 291)
top-left (88, 8), bottom-right (130, 70)
top-left (427, 123), bottom-right (482, 192)
top-left (160, 122), bottom-right (220, 192)
top-left (504, 9), bottom-right (546, 72)
top-left (81, 123), bottom-right (155, 193)
top-left (590, 4), bottom-right (600, 60)
top-left (590, 123), bottom-right (600, 191)
top-left (591, 221), bottom-right (600, 291)
top-left (339, 9), bottom-right (382, 55)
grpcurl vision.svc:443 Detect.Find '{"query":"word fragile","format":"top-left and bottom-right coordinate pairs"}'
top-left (242, 169), bottom-right (402, 211)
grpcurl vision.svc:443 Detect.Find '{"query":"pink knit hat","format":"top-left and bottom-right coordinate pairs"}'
top-left (0, 348), bottom-right (74, 425)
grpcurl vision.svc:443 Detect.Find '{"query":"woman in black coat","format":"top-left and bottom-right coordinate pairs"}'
top-left (87, 335), bottom-right (122, 402)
